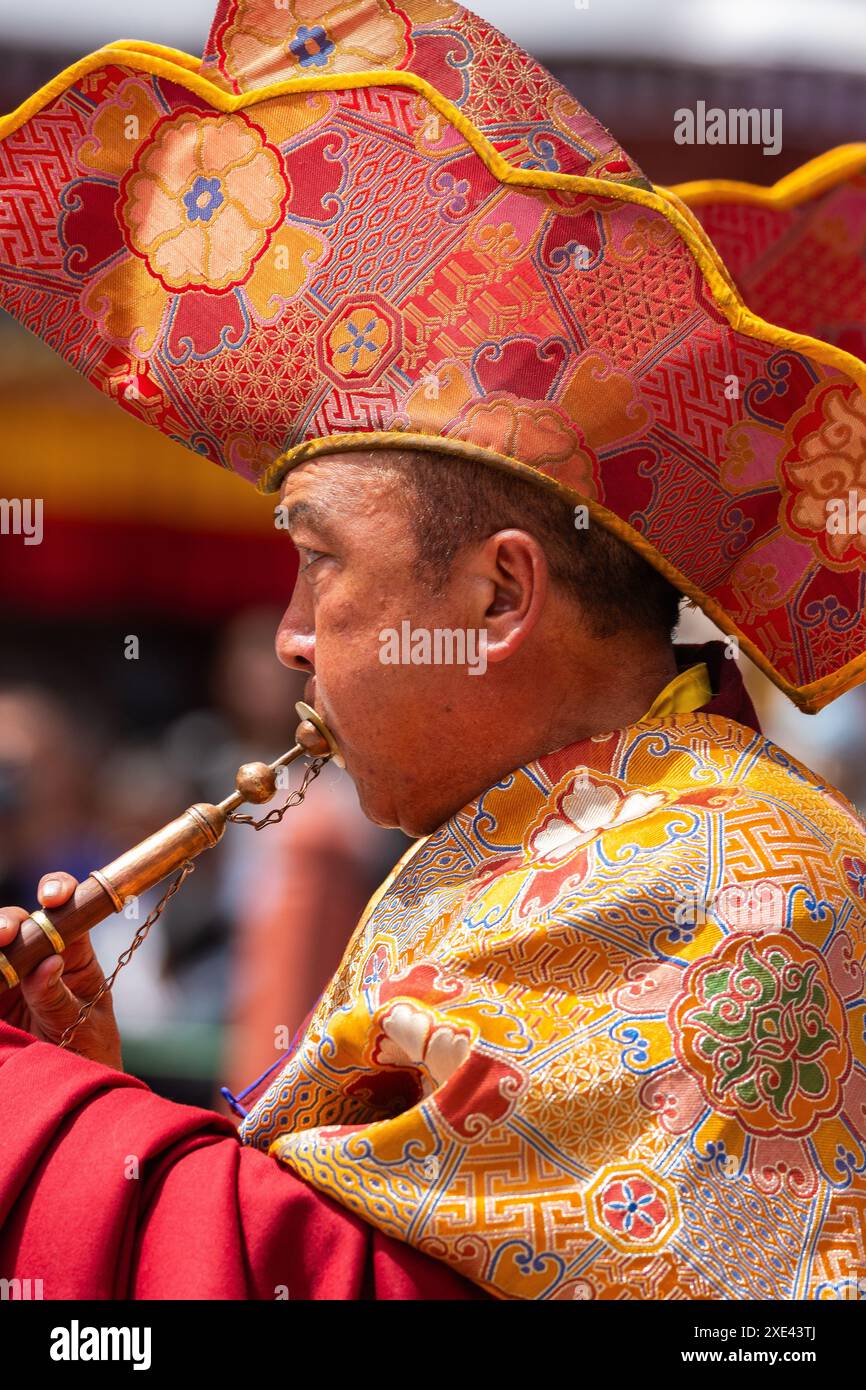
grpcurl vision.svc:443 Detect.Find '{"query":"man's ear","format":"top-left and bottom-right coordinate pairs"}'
top-left (473, 528), bottom-right (549, 663)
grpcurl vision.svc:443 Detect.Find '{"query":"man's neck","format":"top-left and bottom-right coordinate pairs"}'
top-left (526, 641), bottom-right (681, 756)
top-left (412, 641), bottom-right (681, 835)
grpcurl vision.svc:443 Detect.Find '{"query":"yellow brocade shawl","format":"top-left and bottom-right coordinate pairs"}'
top-left (241, 703), bottom-right (866, 1300)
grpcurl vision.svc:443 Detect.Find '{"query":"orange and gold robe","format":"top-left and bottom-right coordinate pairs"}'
top-left (241, 679), bottom-right (866, 1300)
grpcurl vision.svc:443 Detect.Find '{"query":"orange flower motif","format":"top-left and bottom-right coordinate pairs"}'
top-left (584, 1164), bottom-right (680, 1255)
top-left (779, 381), bottom-right (866, 568)
top-left (61, 79), bottom-right (330, 366)
top-left (672, 933), bottom-right (851, 1137)
top-left (452, 394), bottom-right (601, 496)
top-left (120, 111), bottom-right (288, 293)
top-left (617, 927), bottom-right (865, 1199)
top-left (327, 310), bottom-right (391, 376)
top-left (216, 0), bottom-right (412, 90)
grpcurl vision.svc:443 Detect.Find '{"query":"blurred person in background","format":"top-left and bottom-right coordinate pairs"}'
top-left (0, 687), bottom-right (107, 905)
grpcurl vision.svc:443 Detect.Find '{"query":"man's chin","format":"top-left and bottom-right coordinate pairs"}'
top-left (350, 777), bottom-right (395, 831)
top-left (353, 777), bottom-right (434, 837)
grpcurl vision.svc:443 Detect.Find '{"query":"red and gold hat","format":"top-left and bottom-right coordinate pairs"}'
top-left (1, 2), bottom-right (864, 712)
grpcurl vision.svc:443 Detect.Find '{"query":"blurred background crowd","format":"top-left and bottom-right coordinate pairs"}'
top-left (1, 0), bottom-right (865, 1108)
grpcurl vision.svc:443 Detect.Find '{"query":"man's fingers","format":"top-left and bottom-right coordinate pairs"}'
top-left (49, 935), bottom-right (106, 994)
top-left (36, 873), bottom-right (78, 909)
top-left (0, 908), bottom-right (91, 979)
top-left (20, 954), bottom-right (79, 1027)
top-left (0, 908), bottom-right (29, 945)
top-left (0, 905), bottom-right (100, 992)
top-left (0, 874), bottom-right (80, 947)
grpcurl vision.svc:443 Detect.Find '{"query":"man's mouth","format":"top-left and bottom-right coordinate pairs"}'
top-left (301, 678), bottom-right (341, 756)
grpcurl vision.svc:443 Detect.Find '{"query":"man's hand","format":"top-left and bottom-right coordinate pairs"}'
top-left (0, 873), bottom-right (123, 1069)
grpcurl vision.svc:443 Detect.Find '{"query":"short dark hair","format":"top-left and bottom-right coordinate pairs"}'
top-left (377, 448), bottom-right (682, 640)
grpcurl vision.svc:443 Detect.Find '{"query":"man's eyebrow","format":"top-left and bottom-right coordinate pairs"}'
top-left (281, 500), bottom-right (336, 541)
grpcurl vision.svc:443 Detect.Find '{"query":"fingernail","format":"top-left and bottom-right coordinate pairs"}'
top-left (43, 879), bottom-right (60, 898)
top-left (0, 916), bottom-right (8, 934)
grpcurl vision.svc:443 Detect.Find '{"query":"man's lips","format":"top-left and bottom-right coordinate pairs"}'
top-left (301, 678), bottom-right (341, 754)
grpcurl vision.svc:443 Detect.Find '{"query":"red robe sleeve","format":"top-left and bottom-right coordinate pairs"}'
top-left (0, 1020), bottom-right (489, 1300)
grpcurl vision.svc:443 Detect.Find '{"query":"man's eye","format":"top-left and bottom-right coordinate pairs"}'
top-left (300, 549), bottom-right (326, 572)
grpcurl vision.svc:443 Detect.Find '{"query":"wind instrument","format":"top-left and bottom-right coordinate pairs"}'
top-left (0, 703), bottom-right (341, 1043)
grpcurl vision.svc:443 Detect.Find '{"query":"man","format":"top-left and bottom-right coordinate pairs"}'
top-left (0, 448), bottom-right (695, 1060)
top-left (2, 444), bottom-right (864, 1300)
top-left (1, 0), bottom-right (865, 1300)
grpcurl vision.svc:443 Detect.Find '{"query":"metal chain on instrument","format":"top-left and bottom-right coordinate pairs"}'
top-left (226, 755), bottom-right (324, 830)
top-left (57, 859), bottom-right (197, 1050)
top-left (57, 758), bottom-right (325, 1049)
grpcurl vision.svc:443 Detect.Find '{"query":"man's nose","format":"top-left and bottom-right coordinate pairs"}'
top-left (275, 599), bottom-right (315, 672)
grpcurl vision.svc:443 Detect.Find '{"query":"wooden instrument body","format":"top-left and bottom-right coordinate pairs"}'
top-left (0, 804), bottom-right (226, 990)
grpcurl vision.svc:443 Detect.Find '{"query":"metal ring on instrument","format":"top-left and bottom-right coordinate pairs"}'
top-left (29, 909), bottom-right (66, 958)
top-left (90, 869), bottom-right (125, 913)
top-left (0, 948), bottom-right (20, 989)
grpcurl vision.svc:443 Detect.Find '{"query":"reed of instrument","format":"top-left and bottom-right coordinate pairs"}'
top-left (0, 702), bottom-right (341, 996)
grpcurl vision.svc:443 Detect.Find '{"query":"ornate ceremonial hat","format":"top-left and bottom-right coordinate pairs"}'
top-left (1, 2), bottom-right (865, 711)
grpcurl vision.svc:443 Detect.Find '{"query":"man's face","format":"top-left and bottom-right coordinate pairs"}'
top-left (275, 452), bottom-right (481, 833)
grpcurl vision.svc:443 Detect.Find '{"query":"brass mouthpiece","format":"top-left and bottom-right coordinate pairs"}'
top-left (228, 703), bottom-right (341, 807)
top-left (294, 701), bottom-right (342, 762)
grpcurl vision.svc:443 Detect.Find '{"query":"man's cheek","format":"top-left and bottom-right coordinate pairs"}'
top-left (317, 588), bottom-right (371, 644)
top-left (314, 628), bottom-right (379, 718)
